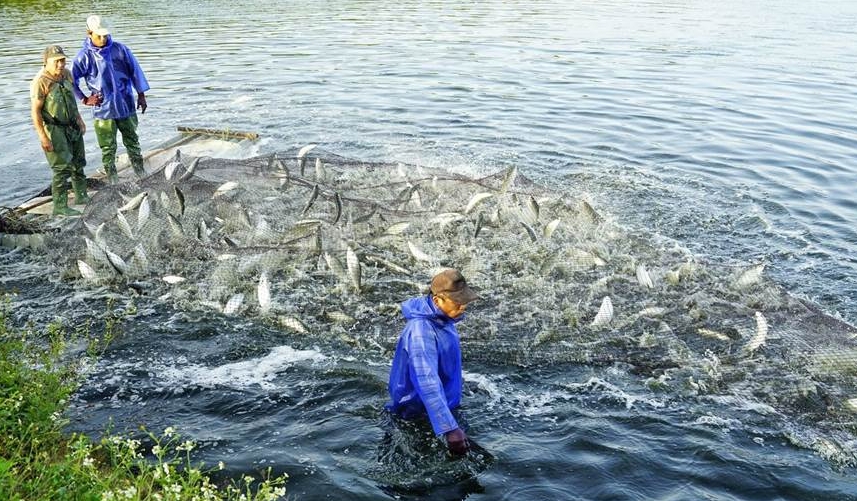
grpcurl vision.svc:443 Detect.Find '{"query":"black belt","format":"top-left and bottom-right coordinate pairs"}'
top-left (42, 115), bottom-right (79, 130)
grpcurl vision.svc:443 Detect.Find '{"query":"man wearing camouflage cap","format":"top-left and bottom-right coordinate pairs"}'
top-left (30, 45), bottom-right (89, 216)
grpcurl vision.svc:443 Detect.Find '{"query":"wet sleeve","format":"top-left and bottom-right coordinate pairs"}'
top-left (123, 46), bottom-right (150, 94)
top-left (71, 54), bottom-right (88, 101)
top-left (407, 321), bottom-right (459, 436)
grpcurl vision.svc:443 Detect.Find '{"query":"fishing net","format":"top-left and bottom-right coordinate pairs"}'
top-left (38, 146), bottom-right (857, 463)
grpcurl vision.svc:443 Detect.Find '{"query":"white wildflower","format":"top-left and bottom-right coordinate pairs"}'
top-left (163, 426), bottom-right (176, 438)
top-left (218, 461), bottom-right (225, 470)
top-left (82, 456), bottom-right (94, 468)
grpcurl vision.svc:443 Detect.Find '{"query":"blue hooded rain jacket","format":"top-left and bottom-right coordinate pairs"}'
top-left (72, 36), bottom-right (150, 120)
top-left (386, 295), bottom-right (464, 436)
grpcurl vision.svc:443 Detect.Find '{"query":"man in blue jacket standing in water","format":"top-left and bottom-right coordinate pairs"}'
top-left (72, 15), bottom-right (150, 183)
top-left (386, 269), bottom-right (479, 456)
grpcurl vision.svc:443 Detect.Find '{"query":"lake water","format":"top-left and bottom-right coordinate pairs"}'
top-left (2, 1), bottom-right (857, 499)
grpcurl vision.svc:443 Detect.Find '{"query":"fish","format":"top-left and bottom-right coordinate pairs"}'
top-left (164, 161), bottom-right (180, 181)
top-left (324, 252), bottom-right (346, 279)
top-left (326, 311), bottom-right (356, 325)
top-left (384, 222), bottom-right (410, 235)
top-left (258, 272), bottom-right (271, 314)
top-left (137, 196), bottom-right (150, 230)
top-left (520, 221), bottom-right (538, 242)
top-left (431, 212), bottom-right (465, 227)
top-left (159, 191), bottom-right (171, 211)
top-left (174, 186), bottom-right (186, 216)
top-left (735, 263), bottom-right (765, 289)
top-left (744, 311), bottom-right (768, 355)
top-left (278, 315), bottom-right (308, 334)
top-left (223, 293), bottom-right (245, 315)
top-left (331, 192), bottom-right (343, 225)
top-left (591, 296), bottom-right (614, 327)
top-left (297, 144), bottom-right (317, 176)
top-left (346, 246), bottom-right (362, 292)
top-left (104, 248), bottom-right (128, 275)
top-left (636, 264), bottom-right (654, 289)
top-left (77, 260), bottom-right (97, 281)
top-left (178, 157), bottom-right (200, 182)
top-left (464, 192), bottom-right (493, 214)
top-left (116, 210), bottom-right (134, 240)
top-left (223, 236), bottom-right (239, 248)
top-left (523, 195), bottom-right (540, 224)
top-left (499, 165), bottom-right (517, 194)
top-left (407, 240), bottom-right (436, 262)
top-left (845, 398), bottom-right (857, 413)
top-left (162, 275), bottom-right (186, 284)
top-left (474, 212), bottom-right (486, 238)
top-left (167, 213), bottom-right (184, 236)
top-left (213, 181), bottom-right (239, 198)
top-left (302, 184), bottom-right (320, 215)
top-left (698, 328), bottom-right (731, 342)
top-left (315, 158), bottom-right (326, 180)
top-left (581, 200), bottom-right (602, 224)
top-left (119, 191), bottom-right (148, 212)
top-left (636, 306), bottom-right (667, 318)
top-left (543, 219), bottom-right (560, 239)
top-left (84, 237), bottom-right (108, 265)
top-left (364, 254), bottom-right (411, 275)
top-left (197, 219), bottom-right (210, 243)
top-left (133, 243), bottom-right (149, 270)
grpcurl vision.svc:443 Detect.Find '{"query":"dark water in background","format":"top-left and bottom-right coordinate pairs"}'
top-left (3, 1), bottom-right (857, 499)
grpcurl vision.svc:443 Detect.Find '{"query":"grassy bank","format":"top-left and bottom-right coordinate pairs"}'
top-left (0, 297), bottom-right (287, 500)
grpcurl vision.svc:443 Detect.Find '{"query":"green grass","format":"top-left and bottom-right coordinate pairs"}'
top-left (0, 296), bottom-right (288, 500)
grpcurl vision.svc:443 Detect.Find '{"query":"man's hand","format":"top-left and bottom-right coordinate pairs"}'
top-left (445, 428), bottom-right (469, 456)
top-left (40, 135), bottom-right (53, 152)
top-left (137, 93), bottom-right (147, 114)
top-left (82, 94), bottom-right (102, 106)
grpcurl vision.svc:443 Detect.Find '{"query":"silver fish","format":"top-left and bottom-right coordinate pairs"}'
top-left (735, 263), bottom-right (765, 289)
top-left (326, 311), bottom-right (356, 325)
top-left (636, 264), bottom-right (654, 289)
top-left (178, 157), bottom-right (201, 182)
top-left (119, 191), bottom-right (148, 212)
top-left (324, 252), bottom-right (346, 279)
top-left (543, 219), bottom-right (560, 239)
top-left (698, 328), bottom-right (731, 342)
top-left (346, 246), bottom-right (362, 292)
top-left (159, 191), bottom-right (171, 211)
top-left (278, 315), bottom-right (308, 334)
top-left (257, 272), bottom-right (272, 314)
top-left (744, 311), bottom-right (768, 355)
top-left (223, 293), bottom-right (245, 315)
top-left (591, 296), bottom-right (614, 327)
top-left (315, 158), bottom-right (326, 181)
top-left (133, 243), bottom-right (149, 270)
top-left (524, 195), bottom-right (540, 224)
top-left (581, 200), bottom-right (602, 223)
top-left (302, 184), bottom-right (320, 215)
top-left (197, 219), bottom-right (210, 243)
top-left (164, 161), bottom-right (180, 181)
top-left (520, 221), bottom-right (537, 242)
top-left (162, 275), bottom-right (186, 284)
top-left (331, 192), bottom-right (343, 225)
top-left (168, 213), bottom-right (184, 236)
top-left (499, 165), bottom-right (517, 194)
top-left (384, 221), bottom-right (410, 235)
top-left (104, 248), bottom-right (128, 275)
top-left (116, 210), bottom-right (134, 239)
top-left (174, 186), bottom-right (186, 216)
top-left (364, 254), bottom-right (411, 275)
top-left (464, 192), bottom-right (493, 214)
top-left (431, 212), bottom-right (465, 227)
top-left (213, 181), bottom-right (239, 198)
top-left (407, 240), bottom-right (435, 262)
top-left (137, 196), bottom-right (150, 230)
top-left (297, 144), bottom-right (317, 176)
top-left (77, 260), bottom-right (97, 281)
top-left (84, 237), bottom-right (108, 265)
top-left (474, 212), bottom-right (486, 238)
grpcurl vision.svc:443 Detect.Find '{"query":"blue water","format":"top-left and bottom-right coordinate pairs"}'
top-left (3, 1), bottom-right (857, 499)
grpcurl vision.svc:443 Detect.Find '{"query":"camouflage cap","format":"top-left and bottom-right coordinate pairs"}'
top-left (43, 45), bottom-right (67, 63)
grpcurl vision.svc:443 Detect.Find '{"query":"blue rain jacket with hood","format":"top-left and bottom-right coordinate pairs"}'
top-left (72, 36), bottom-right (149, 120)
top-left (386, 295), bottom-right (464, 436)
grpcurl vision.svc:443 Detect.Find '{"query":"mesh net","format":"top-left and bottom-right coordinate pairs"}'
top-left (42, 147), bottom-right (857, 461)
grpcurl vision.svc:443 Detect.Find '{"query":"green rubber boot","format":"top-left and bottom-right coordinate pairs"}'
top-left (71, 178), bottom-right (92, 204)
top-left (105, 164), bottom-right (119, 184)
top-left (52, 190), bottom-right (82, 217)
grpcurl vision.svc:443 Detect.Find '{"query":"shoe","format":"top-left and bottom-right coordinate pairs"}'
top-left (53, 205), bottom-right (82, 216)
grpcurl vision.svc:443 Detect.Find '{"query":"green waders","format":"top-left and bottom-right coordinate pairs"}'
top-left (94, 114), bottom-right (145, 181)
top-left (41, 77), bottom-right (87, 216)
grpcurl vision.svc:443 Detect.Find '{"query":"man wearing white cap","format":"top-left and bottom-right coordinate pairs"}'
top-left (30, 45), bottom-right (89, 216)
top-left (72, 14), bottom-right (150, 183)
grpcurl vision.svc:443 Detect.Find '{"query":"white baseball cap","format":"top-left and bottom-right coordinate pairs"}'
top-left (86, 15), bottom-right (111, 36)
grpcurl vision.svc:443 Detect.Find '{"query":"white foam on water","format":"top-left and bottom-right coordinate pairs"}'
top-left (564, 377), bottom-right (666, 410)
top-left (159, 345), bottom-right (329, 390)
